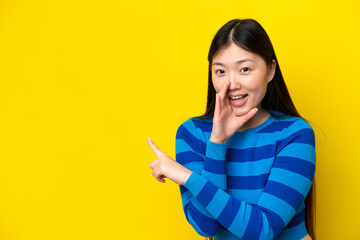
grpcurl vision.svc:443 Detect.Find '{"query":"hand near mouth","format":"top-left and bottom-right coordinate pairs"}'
top-left (210, 80), bottom-right (258, 144)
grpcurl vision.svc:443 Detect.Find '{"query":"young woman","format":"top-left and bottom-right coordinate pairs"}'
top-left (148, 19), bottom-right (316, 240)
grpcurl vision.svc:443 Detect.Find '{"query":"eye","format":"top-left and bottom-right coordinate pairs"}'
top-left (240, 67), bottom-right (250, 73)
top-left (215, 69), bottom-right (225, 74)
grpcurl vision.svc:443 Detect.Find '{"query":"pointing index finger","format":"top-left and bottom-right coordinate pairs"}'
top-left (147, 137), bottom-right (165, 158)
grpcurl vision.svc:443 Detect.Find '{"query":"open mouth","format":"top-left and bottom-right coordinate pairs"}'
top-left (228, 94), bottom-right (248, 107)
top-left (229, 94), bottom-right (248, 100)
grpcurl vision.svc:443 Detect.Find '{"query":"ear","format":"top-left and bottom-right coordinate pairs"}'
top-left (267, 59), bottom-right (276, 83)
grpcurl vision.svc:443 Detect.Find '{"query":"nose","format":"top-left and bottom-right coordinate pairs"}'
top-left (227, 72), bottom-right (240, 90)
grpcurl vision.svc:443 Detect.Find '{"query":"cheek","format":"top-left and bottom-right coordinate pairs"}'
top-left (246, 76), bottom-right (269, 92)
top-left (244, 81), bottom-right (262, 92)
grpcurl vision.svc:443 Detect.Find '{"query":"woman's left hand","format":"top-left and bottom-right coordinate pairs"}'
top-left (148, 137), bottom-right (192, 185)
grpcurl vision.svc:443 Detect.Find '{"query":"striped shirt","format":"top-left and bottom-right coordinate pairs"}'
top-left (175, 112), bottom-right (315, 240)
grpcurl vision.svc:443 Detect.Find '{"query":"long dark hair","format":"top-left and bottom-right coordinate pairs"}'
top-left (198, 19), bottom-right (316, 239)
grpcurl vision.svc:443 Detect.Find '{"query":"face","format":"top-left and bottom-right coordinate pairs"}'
top-left (212, 42), bottom-right (275, 117)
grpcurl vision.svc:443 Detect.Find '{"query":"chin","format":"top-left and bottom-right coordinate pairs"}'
top-left (232, 109), bottom-right (248, 117)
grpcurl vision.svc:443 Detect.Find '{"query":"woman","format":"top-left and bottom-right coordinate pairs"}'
top-left (148, 19), bottom-right (315, 240)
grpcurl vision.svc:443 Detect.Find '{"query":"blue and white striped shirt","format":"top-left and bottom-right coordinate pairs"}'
top-left (175, 112), bottom-right (315, 240)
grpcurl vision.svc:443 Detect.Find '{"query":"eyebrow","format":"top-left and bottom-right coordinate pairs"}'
top-left (212, 59), bottom-right (256, 66)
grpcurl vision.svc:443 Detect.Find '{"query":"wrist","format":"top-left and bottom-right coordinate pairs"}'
top-left (180, 169), bottom-right (192, 185)
top-left (210, 135), bottom-right (227, 144)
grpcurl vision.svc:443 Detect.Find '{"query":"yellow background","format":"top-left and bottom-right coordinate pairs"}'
top-left (0, 0), bottom-right (359, 239)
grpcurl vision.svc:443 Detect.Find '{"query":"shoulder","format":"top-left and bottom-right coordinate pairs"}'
top-left (279, 117), bottom-right (313, 140)
top-left (176, 116), bottom-right (213, 139)
top-left (271, 113), bottom-right (315, 150)
top-left (269, 110), bottom-right (313, 131)
top-left (175, 116), bottom-right (212, 157)
top-left (277, 116), bottom-right (312, 133)
top-left (256, 111), bottom-right (313, 138)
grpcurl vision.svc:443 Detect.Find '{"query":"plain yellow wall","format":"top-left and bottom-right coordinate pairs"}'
top-left (0, 0), bottom-right (359, 239)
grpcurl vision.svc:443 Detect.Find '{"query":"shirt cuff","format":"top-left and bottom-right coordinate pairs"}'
top-left (206, 140), bottom-right (228, 161)
top-left (183, 172), bottom-right (207, 197)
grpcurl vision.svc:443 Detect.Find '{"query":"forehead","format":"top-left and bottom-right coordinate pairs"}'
top-left (212, 42), bottom-right (262, 65)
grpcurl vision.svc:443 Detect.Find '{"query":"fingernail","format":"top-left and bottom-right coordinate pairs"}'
top-left (147, 137), bottom-right (151, 141)
top-left (255, 107), bottom-right (258, 112)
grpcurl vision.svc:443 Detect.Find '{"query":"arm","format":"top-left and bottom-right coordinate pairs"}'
top-left (175, 119), bottom-right (228, 237)
top-left (182, 120), bottom-right (316, 239)
top-left (175, 80), bottom-right (258, 237)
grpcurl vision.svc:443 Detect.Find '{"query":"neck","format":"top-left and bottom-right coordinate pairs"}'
top-left (237, 108), bottom-right (270, 132)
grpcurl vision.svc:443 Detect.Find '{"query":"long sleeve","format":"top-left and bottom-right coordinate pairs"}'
top-left (175, 118), bottom-right (228, 237)
top-left (182, 119), bottom-right (316, 239)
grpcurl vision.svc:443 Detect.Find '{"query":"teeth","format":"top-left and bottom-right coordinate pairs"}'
top-left (229, 95), bottom-right (246, 100)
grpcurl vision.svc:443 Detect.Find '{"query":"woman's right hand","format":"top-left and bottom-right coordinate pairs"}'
top-left (210, 80), bottom-right (258, 144)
